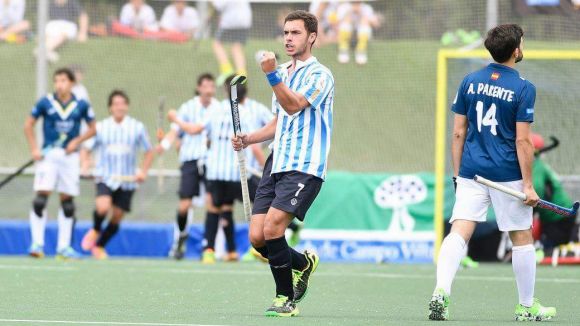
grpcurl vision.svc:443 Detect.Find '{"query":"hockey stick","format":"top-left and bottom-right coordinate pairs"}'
top-left (157, 96), bottom-right (166, 192)
top-left (0, 134), bottom-right (67, 190)
top-left (535, 136), bottom-right (560, 156)
top-left (474, 175), bottom-right (579, 217)
top-left (229, 75), bottom-right (252, 221)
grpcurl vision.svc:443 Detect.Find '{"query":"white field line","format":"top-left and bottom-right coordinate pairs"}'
top-left (0, 263), bottom-right (578, 284)
top-left (0, 320), bottom-right (230, 326)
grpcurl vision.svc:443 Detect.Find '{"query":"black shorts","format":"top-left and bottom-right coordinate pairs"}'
top-left (215, 28), bottom-right (249, 44)
top-left (178, 160), bottom-right (205, 199)
top-left (96, 183), bottom-right (134, 212)
top-left (207, 176), bottom-right (260, 207)
top-left (252, 154), bottom-right (323, 221)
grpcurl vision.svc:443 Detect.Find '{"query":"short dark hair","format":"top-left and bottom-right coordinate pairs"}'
top-left (53, 67), bottom-right (76, 83)
top-left (108, 89), bottom-right (130, 107)
top-left (224, 75), bottom-right (247, 101)
top-left (484, 24), bottom-right (524, 63)
top-left (196, 73), bottom-right (215, 94)
top-left (285, 10), bottom-right (318, 46)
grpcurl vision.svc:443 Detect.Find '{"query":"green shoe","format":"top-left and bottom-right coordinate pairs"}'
top-left (264, 295), bottom-right (299, 317)
top-left (460, 256), bottom-right (479, 269)
top-left (535, 249), bottom-right (545, 264)
top-left (292, 250), bottom-right (319, 303)
top-left (515, 298), bottom-right (556, 321)
top-left (288, 226), bottom-right (302, 247)
top-left (428, 288), bottom-right (450, 321)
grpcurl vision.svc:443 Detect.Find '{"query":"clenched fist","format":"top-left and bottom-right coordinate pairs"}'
top-left (167, 109), bottom-right (178, 123)
top-left (261, 51), bottom-right (278, 74)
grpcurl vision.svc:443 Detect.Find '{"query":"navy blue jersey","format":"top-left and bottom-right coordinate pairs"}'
top-left (452, 63), bottom-right (536, 182)
top-left (31, 93), bottom-right (95, 149)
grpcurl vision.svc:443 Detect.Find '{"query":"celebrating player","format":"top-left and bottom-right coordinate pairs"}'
top-left (428, 24), bottom-right (556, 321)
top-left (24, 67), bottom-right (96, 259)
top-left (158, 73), bottom-right (220, 260)
top-left (80, 90), bottom-right (154, 259)
top-left (232, 10), bottom-right (335, 317)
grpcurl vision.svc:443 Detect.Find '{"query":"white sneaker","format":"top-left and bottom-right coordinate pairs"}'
top-left (355, 52), bottom-right (368, 65)
top-left (338, 50), bottom-right (350, 64)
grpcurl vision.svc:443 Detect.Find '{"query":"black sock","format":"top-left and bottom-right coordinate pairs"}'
top-left (96, 222), bottom-right (119, 247)
top-left (176, 211), bottom-right (188, 233)
top-left (204, 212), bottom-right (219, 250)
top-left (290, 248), bottom-right (308, 271)
top-left (266, 236), bottom-right (293, 299)
top-left (221, 211), bottom-right (236, 252)
top-left (93, 210), bottom-right (106, 232)
top-left (254, 246), bottom-right (269, 259)
top-left (287, 221), bottom-right (299, 232)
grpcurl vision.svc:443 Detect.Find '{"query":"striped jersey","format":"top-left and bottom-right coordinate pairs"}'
top-left (244, 98), bottom-right (274, 171)
top-left (172, 96), bottom-right (219, 163)
top-left (204, 100), bottom-right (257, 181)
top-left (92, 116), bottom-right (152, 190)
top-left (271, 56), bottom-right (335, 180)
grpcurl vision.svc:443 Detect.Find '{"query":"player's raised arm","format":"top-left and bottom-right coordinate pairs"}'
top-left (261, 53), bottom-right (310, 115)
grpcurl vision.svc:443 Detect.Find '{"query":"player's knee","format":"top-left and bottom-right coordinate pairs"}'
top-left (61, 198), bottom-right (75, 218)
top-left (263, 218), bottom-right (287, 239)
top-left (249, 229), bottom-right (265, 248)
top-left (32, 194), bottom-right (48, 217)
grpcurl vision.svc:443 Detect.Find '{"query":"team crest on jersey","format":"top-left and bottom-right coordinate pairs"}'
top-left (491, 72), bottom-right (500, 80)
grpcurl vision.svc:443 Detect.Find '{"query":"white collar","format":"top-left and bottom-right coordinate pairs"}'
top-left (281, 56), bottom-right (318, 72)
top-left (110, 115), bottom-right (128, 126)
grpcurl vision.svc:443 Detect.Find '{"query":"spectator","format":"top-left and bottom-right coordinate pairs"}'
top-left (44, 0), bottom-right (88, 63)
top-left (336, 0), bottom-right (382, 65)
top-left (119, 0), bottom-right (158, 32)
top-left (0, 0), bottom-right (30, 43)
top-left (160, 0), bottom-right (199, 39)
top-left (309, 0), bottom-right (339, 45)
top-left (212, 0), bottom-right (252, 85)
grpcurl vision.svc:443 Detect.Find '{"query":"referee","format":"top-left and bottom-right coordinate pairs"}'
top-left (232, 10), bottom-right (335, 317)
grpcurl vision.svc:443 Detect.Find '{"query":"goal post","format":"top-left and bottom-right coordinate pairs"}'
top-left (433, 49), bottom-right (580, 262)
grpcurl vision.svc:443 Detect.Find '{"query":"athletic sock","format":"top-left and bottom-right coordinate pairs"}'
top-left (29, 210), bottom-right (47, 246)
top-left (266, 236), bottom-right (294, 299)
top-left (176, 211), bottom-right (188, 233)
top-left (221, 211), bottom-right (236, 252)
top-left (338, 24), bottom-right (353, 51)
top-left (93, 210), bottom-right (106, 232)
top-left (254, 245), bottom-right (269, 259)
top-left (435, 232), bottom-right (466, 295)
top-left (96, 222), bottom-right (119, 248)
top-left (512, 244), bottom-right (536, 307)
top-left (356, 25), bottom-right (371, 52)
top-left (287, 221), bottom-right (299, 232)
top-left (57, 209), bottom-right (75, 251)
top-left (204, 212), bottom-right (219, 250)
top-left (289, 248), bottom-right (308, 271)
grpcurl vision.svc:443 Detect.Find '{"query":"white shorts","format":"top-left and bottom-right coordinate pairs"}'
top-left (450, 177), bottom-right (532, 232)
top-left (45, 20), bottom-right (78, 40)
top-left (33, 148), bottom-right (80, 196)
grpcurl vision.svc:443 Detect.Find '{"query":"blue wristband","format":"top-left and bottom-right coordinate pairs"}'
top-left (266, 70), bottom-right (282, 87)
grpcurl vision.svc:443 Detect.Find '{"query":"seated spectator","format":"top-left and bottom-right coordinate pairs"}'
top-left (336, 0), bottom-right (382, 65)
top-left (0, 0), bottom-right (30, 43)
top-left (112, 0), bottom-right (190, 43)
top-left (160, 0), bottom-right (199, 39)
top-left (309, 0), bottom-right (339, 45)
top-left (44, 0), bottom-right (88, 63)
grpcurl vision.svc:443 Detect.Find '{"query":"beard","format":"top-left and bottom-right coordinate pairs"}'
top-left (515, 50), bottom-right (524, 63)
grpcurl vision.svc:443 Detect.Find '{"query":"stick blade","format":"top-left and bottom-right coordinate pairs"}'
top-left (571, 201), bottom-right (580, 216)
top-left (230, 75), bottom-right (247, 86)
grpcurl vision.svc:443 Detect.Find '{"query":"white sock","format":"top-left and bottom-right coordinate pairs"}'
top-left (435, 232), bottom-right (466, 295)
top-left (29, 210), bottom-right (47, 246)
top-left (512, 244), bottom-right (536, 307)
top-left (57, 209), bottom-right (74, 251)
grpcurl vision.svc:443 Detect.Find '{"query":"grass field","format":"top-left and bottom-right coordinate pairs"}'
top-left (0, 257), bottom-right (578, 326)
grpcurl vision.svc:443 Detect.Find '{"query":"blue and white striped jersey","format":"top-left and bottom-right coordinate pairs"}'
top-left (172, 96), bottom-right (219, 163)
top-left (271, 56), bottom-right (335, 180)
top-left (205, 100), bottom-right (257, 181)
top-left (244, 98), bottom-right (274, 171)
top-left (92, 116), bottom-right (152, 190)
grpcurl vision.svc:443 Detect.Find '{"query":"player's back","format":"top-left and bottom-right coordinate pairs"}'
top-left (453, 63), bottom-right (536, 182)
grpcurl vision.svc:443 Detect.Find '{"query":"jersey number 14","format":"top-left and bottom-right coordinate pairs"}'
top-left (475, 101), bottom-right (498, 136)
